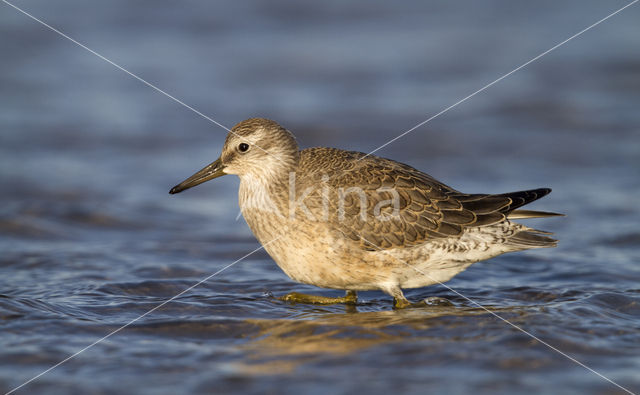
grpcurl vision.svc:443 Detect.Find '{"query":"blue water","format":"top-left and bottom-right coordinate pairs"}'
top-left (1, 1), bottom-right (639, 394)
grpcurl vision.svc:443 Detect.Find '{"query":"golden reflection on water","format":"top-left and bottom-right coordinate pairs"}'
top-left (232, 305), bottom-right (525, 375)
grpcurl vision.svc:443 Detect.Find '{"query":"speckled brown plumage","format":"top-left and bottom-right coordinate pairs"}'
top-left (296, 147), bottom-right (555, 251)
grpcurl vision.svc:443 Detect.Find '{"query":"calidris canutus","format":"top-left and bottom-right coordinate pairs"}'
top-left (170, 118), bottom-right (562, 308)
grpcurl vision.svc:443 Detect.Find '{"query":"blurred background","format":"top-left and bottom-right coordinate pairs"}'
top-left (1, 0), bottom-right (639, 394)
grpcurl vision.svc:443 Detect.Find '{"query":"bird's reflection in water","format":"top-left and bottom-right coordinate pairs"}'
top-left (232, 303), bottom-right (527, 374)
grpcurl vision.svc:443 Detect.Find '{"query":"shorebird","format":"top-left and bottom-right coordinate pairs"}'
top-left (170, 118), bottom-right (561, 308)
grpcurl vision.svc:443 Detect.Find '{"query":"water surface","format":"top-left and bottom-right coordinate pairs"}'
top-left (1, 1), bottom-right (639, 394)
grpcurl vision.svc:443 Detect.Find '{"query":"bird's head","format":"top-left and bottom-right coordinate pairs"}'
top-left (169, 118), bottom-right (299, 194)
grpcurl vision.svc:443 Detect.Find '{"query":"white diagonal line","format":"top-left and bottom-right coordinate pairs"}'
top-left (360, 0), bottom-right (639, 160)
top-left (0, 0), bottom-right (288, 164)
top-left (0, 2), bottom-right (289, 393)
top-left (349, 7), bottom-right (640, 391)
top-left (4, 0), bottom-right (638, 394)
top-left (4, 236), bottom-right (280, 395)
top-left (345, 9), bottom-right (640, 394)
top-left (0, 0), bottom-right (231, 133)
top-left (356, 233), bottom-right (635, 395)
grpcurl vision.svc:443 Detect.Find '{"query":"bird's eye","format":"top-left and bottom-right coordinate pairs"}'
top-left (238, 143), bottom-right (250, 153)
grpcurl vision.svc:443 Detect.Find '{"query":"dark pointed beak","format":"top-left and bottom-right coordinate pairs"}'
top-left (169, 157), bottom-right (226, 194)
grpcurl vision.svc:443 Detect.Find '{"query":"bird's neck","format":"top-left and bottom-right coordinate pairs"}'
top-left (238, 170), bottom-right (289, 217)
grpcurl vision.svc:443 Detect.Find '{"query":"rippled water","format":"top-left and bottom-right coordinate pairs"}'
top-left (1, 1), bottom-right (639, 394)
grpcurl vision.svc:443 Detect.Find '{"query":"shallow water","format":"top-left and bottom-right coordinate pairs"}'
top-left (1, 1), bottom-right (640, 394)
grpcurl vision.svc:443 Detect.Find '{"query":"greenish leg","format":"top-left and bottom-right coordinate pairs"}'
top-left (280, 290), bottom-right (357, 305)
top-left (393, 296), bottom-right (412, 309)
top-left (388, 286), bottom-right (412, 309)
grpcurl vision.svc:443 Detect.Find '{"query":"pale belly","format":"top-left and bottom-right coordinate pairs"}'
top-left (241, 208), bottom-right (394, 290)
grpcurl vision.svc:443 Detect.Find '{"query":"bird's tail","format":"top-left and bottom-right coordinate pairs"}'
top-left (508, 228), bottom-right (558, 248)
top-left (454, 187), bottom-right (562, 249)
top-left (504, 193), bottom-right (563, 248)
